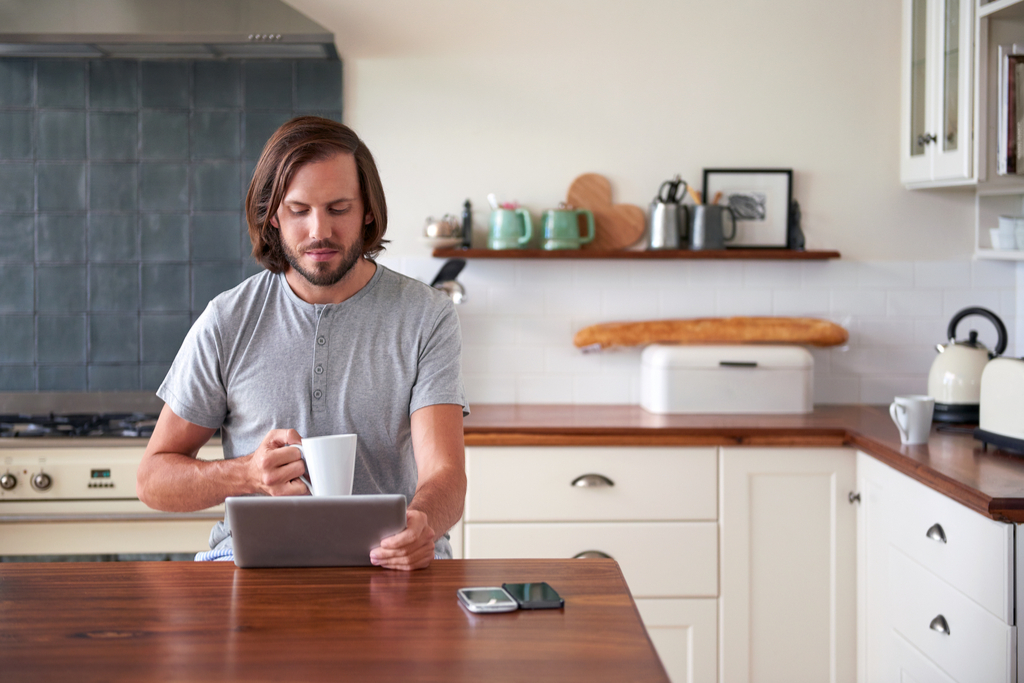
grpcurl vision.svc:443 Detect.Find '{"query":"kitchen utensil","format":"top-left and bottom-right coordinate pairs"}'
top-left (573, 316), bottom-right (849, 351)
top-left (566, 173), bottom-right (645, 250)
top-left (889, 395), bottom-right (935, 445)
top-left (689, 205), bottom-right (737, 250)
top-left (927, 306), bottom-right (1008, 423)
top-left (291, 433), bottom-right (357, 496)
top-left (648, 175), bottom-right (689, 250)
top-left (461, 199), bottom-right (473, 249)
top-left (488, 207), bottom-right (532, 249)
top-left (542, 203), bottom-right (595, 250)
top-left (657, 174), bottom-right (687, 204)
top-left (976, 356), bottom-right (1024, 453)
top-left (487, 193), bottom-right (499, 210)
top-left (430, 258), bottom-right (467, 304)
top-left (422, 214), bottom-right (463, 248)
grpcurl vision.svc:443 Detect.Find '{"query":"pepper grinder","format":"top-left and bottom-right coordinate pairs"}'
top-left (460, 199), bottom-right (472, 249)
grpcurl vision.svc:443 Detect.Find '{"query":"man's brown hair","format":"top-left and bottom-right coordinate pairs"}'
top-left (245, 116), bottom-right (388, 272)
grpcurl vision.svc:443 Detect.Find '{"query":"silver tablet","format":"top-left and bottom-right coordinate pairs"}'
top-left (226, 494), bottom-right (407, 568)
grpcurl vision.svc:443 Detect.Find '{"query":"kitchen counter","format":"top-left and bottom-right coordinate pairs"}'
top-left (462, 404), bottom-right (1024, 523)
top-left (0, 558), bottom-right (666, 683)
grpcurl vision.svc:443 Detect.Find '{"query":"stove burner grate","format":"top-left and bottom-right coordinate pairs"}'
top-left (0, 413), bottom-right (160, 438)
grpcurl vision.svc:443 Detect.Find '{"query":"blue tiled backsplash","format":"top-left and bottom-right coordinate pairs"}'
top-left (0, 58), bottom-right (342, 392)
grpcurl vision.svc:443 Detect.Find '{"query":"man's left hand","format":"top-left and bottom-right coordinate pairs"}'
top-left (369, 509), bottom-right (435, 571)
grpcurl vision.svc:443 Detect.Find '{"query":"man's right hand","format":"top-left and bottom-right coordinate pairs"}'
top-left (246, 429), bottom-right (310, 496)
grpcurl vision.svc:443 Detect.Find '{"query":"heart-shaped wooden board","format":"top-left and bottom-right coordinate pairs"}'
top-left (566, 173), bottom-right (646, 250)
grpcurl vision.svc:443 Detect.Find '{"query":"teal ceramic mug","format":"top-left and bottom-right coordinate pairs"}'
top-left (542, 206), bottom-right (595, 250)
top-left (488, 208), bottom-right (533, 249)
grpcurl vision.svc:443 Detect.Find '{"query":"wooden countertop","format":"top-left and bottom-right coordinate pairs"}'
top-left (463, 404), bottom-right (1024, 523)
top-left (0, 558), bottom-right (666, 683)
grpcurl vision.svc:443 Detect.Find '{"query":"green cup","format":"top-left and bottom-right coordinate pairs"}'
top-left (542, 207), bottom-right (595, 250)
top-left (488, 208), bottom-right (533, 249)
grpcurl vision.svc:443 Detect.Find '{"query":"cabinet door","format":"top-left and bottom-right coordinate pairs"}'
top-left (720, 447), bottom-right (857, 683)
top-left (857, 452), bottom-right (895, 683)
top-left (635, 599), bottom-right (717, 683)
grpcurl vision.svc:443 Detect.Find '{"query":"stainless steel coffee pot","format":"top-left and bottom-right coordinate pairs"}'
top-left (648, 175), bottom-right (688, 249)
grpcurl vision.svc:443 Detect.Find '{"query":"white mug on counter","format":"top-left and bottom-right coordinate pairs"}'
top-left (889, 395), bottom-right (935, 445)
top-left (292, 434), bottom-right (357, 496)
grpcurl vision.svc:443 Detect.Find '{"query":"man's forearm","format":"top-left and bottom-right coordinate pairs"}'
top-left (137, 452), bottom-right (254, 512)
top-left (408, 464), bottom-right (467, 541)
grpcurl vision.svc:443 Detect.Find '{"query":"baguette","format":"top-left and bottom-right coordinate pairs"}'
top-left (573, 317), bottom-right (849, 350)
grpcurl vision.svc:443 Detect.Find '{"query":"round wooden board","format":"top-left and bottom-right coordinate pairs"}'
top-left (566, 173), bottom-right (646, 250)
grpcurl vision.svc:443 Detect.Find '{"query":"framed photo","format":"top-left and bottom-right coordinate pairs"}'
top-left (701, 168), bottom-right (793, 248)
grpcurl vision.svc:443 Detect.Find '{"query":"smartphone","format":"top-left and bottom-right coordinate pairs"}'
top-left (456, 586), bottom-right (518, 613)
top-left (501, 582), bottom-right (564, 609)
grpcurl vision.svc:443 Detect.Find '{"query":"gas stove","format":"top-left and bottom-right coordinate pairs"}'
top-left (0, 413), bottom-right (160, 439)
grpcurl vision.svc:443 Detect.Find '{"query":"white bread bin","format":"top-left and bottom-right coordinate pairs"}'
top-left (640, 344), bottom-right (813, 414)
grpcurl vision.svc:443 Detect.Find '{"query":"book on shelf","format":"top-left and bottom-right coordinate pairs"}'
top-left (997, 43), bottom-right (1024, 175)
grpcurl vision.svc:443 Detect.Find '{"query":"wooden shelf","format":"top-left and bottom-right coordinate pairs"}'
top-left (431, 247), bottom-right (841, 260)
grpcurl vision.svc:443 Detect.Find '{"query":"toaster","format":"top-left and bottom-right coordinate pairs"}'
top-left (975, 357), bottom-right (1024, 454)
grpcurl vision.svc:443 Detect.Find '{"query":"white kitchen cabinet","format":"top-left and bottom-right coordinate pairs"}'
top-left (635, 598), bottom-right (718, 683)
top-left (856, 451), bottom-right (1015, 683)
top-left (901, 0), bottom-right (974, 186)
top-left (719, 447), bottom-right (857, 683)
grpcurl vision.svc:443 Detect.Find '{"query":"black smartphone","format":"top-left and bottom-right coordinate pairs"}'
top-left (501, 582), bottom-right (564, 609)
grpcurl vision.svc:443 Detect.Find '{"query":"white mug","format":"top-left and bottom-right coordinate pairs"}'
top-left (291, 434), bottom-right (357, 496)
top-left (889, 395), bottom-right (935, 445)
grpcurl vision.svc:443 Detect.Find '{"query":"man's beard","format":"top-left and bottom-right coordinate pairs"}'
top-left (282, 237), bottom-right (364, 287)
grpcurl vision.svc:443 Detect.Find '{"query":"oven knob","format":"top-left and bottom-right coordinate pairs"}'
top-left (31, 472), bottom-right (52, 491)
top-left (0, 473), bottom-right (16, 490)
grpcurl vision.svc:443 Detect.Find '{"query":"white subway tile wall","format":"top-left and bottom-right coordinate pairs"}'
top-left (383, 256), bottom-right (1021, 406)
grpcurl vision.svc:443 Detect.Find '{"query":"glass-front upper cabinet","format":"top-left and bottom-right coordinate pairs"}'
top-left (900, 0), bottom-right (974, 187)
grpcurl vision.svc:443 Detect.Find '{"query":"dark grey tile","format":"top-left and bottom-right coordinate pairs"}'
top-left (89, 112), bottom-right (138, 160)
top-left (89, 60), bottom-right (138, 109)
top-left (296, 60), bottom-right (341, 109)
top-left (0, 265), bottom-right (33, 313)
top-left (193, 262), bottom-right (241, 311)
top-left (192, 213), bottom-right (241, 260)
top-left (141, 213), bottom-right (188, 261)
top-left (39, 364), bottom-right (87, 391)
top-left (89, 163), bottom-right (137, 211)
top-left (37, 60), bottom-right (86, 108)
top-left (141, 313), bottom-right (190, 362)
top-left (0, 215), bottom-right (34, 262)
top-left (142, 263), bottom-right (189, 311)
top-left (38, 315), bottom-right (87, 363)
top-left (89, 314), bottom-right (139, 362)
top-left (0, 111), bottom-right (33, 159)
top-left (37, 162), bottom-right (86, 211)
top-left (140, 163), bottom-right (188, 210)
top-left (244, 61), bottom-right (293, 109)
top-left (194, 61), bottom-right (240, 108)
top-left (295, 109), bottom-right (342, 123)
top-left (140, 363), bottom-right (171, 391)
top-left (191, 162), bottom-right (241, 211)
top-left (140, 110), bottom-right (189, 160)
top-left (88, 364), bottom-right (138, 391)
top-left (88, 214), bottom-right (138, 261)
top-left (0, 316), bottom-right (34, 362)
top-left (37, 111), bottom-right (86, 159)
top-left (37, 214), bottom-right (86, 262)
top-left (244, 111), bottom-right (292, 159)
top-left (36, 264), bottom-right (85, 313)
top-left (140, 61), bottom-right (189, 108)
top-left (242, 259), bottom-right (265, 278)
top-left (0, 366), bottom-right (35, 391)
top-left (90, 263), bottom-right (139, 312)
top-left (0, 60), bottom-right (34, 107)
top-left (192, 110), bottom-right (240, 159)
top-left (0, 163), bottom-right (33, 211)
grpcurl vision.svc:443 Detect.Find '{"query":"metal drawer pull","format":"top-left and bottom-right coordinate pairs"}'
top-left (926, 523), bottom-right (947, 544)
top-left (929, 614), bottom-right (950, 635)
top-left (573, 550), bottom-right (613, 560)
top-left (848, 492), bottom-right (861, 504)
top-left (571, 474), bottom-right (614, 488)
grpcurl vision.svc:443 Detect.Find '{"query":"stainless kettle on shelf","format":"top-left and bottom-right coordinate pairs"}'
top-left (927, 306), bottom-right (1007, 423)
top-left (647, 175), bottom-right (689, 249)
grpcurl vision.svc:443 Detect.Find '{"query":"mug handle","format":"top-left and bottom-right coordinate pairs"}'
top-left (287, 442), bottom-right (313, 493)
top-left (888, 403), bottom-right (909, 443)
top-left (515, 208), bottom-right (533, 246)
top-left (577, 209), bottom-right (595, 245)
top-left (723, 207), bottom-right (738, 242)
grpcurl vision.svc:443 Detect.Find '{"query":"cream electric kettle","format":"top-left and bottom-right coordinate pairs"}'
top-left (927, 307), bottom-right (1007, 423)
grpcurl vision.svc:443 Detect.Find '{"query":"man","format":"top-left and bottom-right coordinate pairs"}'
top-left (137, 117), bottom-right (467, 570)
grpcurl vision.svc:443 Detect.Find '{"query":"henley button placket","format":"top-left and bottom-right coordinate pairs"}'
top-left (312, 313), bottom-right (329, 410)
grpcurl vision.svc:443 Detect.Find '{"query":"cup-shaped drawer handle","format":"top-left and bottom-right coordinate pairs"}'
top-left (573, 550), bottom-right (613, 560)
top-left (571, 474), bottom-right (614, 488)
top-left (929, 614), bottom-right (950, 635)
top-left (926, 523), bottom-right (947, 544)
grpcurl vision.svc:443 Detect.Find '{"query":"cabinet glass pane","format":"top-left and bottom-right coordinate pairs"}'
top-left (911, 0), bottom-right (927, 157)
top-left (942, 0), bottom-right (959, 152)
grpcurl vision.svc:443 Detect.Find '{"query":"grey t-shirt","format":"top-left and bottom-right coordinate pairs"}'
top-left (157, 263), bottom-right (468, 558)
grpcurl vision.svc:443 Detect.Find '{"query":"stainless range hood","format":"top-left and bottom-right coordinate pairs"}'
top-left (0, 0), bottom-right (338, 59)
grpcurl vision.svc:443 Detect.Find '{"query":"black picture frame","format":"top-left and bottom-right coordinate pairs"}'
top-left (701, 168), bottom-right (793, 248)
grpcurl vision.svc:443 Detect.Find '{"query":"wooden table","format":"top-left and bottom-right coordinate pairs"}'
top-left (0, 558), bottom-right (667, 683)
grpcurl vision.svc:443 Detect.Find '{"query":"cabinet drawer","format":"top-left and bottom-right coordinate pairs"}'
top-left (883, 460), bottom-right (1013, 623)
top-left (889, 549), bottom-right (1014, 683)
top-left (891, 632), bottom-right (956, 683)
top-left (464, 521), bottom-right (718, 598)
top-left (635, 598), bottom-right (717, 683)
top-left (465, 447), bottom-right (717, 522)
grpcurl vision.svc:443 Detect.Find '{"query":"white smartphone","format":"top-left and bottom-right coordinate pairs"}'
top-left (456, 586), bottom-right (518, 613)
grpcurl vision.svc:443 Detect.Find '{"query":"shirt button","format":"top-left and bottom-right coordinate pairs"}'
top-left (317, 336), bottom-right (326, 346)
top-left (315, 365), bottom-right (324, 375)
top-left (313, 390), bottom-right (323, 399)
